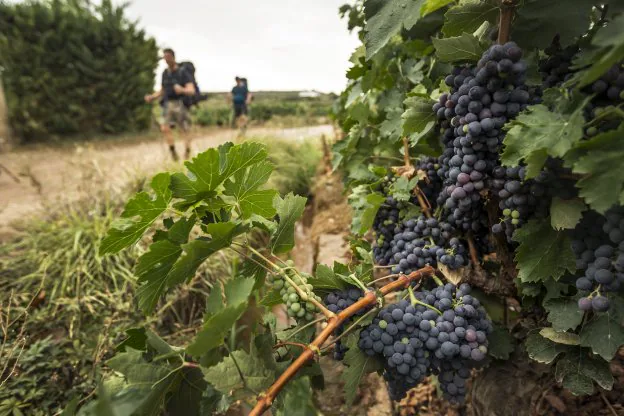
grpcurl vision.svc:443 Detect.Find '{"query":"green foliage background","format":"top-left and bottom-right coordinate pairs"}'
top-left (0, 0), bottom-right (159, 142)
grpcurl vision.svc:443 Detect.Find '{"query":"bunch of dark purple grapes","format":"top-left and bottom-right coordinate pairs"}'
top-left (414, 156), bottom-right (443, 205)
top-left (432, 42), bottom-right (536, 233)
top-left (573, 209), bottom-right (624, 312)
top-left (583, 62), bottom-right (624, 137)
top-left (490, 158), bottom-right (577, 241)
top-left (324, 287), bottom-right (366, 359)
top-left (371, 175), bottom-right (420, 265)
top-left (539, 39), bottom-right (579, 88)
top-left (359, 283), bottom-right (491, 402)
top-left (385, 215), bottom-right (468, 274)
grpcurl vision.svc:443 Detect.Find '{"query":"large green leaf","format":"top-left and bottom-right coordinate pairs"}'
top-left (363, 0), bottom-right (425, 59)
top-left (170, 142), bottom-right (267, 207)
top-left (104, 348), bottom-right (196, 416)
top-left (570, 13), bottom-right (624, 87)
top-left (99, 173), bottom-right (172, 255)
top-left (402, 95), bottom-right (436, 136)
top-left (550, 197), bottom-right (586, 231)
top-left (432, 33), bottom-right (485, 63)
top-left (274, 377), bottom-right (318, 416)
top-left (555, 352), bottom-right (614, 395)
top-left (77, 384), bottom-right (148, 416)
top-left (569, 125), bottom-right (624, 213)
top-left (539, 328), bottom-right (580, 346)
top-left (136, 222), bottom-right (239, 314)
top-left (511, 0), bottom-right (595, 50)
top-left (544, 296), bottom-right (584, 332)
top-left (379, 107), bottom-right (404, 142)
top-left (420, 0), bottom-right (453, 17)
top-left (307, 264), bottom-right (349, 292)
top-left (501, 101), bottom-right (587, 178)
top-left (202, 347), bottom-right (276, 397)
top-left (270, 193), bottom-right (307, 254)
top-left (512, 219), bottom-right (576, 283)
top-left (341, 333), bottom-right (383, 405)
top-left (524, 333), bottom-right (572, 364)
top-left (487, 325), bottom-right (515, 360)
top-left (579, 297), bottom-right (624, 361)
top-left (223, 161), bottom-right (277, 219)
top-left (441, 0), bottom-right (499, 37)
top-left (186, 275), bottom-right (256, 357)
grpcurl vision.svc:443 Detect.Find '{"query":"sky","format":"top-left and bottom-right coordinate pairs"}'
top-left (111, 0), bottom-right (361, 93)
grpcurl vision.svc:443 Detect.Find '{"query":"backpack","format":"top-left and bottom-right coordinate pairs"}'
top-left (179, 61), bottom-right (208, 108)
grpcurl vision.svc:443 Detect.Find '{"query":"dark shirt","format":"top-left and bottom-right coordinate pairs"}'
top-left (162, 66), bottom-right (192, 100)
top-left (231, 85), bottom-right (249, 104)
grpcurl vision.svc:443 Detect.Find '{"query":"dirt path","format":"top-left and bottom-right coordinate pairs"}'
top-left (0, 125), bottom-right (333, 227)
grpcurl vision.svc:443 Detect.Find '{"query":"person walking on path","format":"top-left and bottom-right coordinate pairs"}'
top-left (144, 48), bottom-right (195, 160)
top-left (230, 76), bottom-right (252, 131)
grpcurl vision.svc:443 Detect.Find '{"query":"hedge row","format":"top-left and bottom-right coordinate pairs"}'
top-left (0, 0), bottom-right (159, 142)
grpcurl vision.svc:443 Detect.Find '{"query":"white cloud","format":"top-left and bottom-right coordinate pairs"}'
top-left (114, 0), bottom-right (360, 93)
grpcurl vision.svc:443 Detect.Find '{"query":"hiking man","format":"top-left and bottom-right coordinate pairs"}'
top-left (144, 48), bottom-right (195, 160)
top-left (230, 76), bottom-right (252, 129)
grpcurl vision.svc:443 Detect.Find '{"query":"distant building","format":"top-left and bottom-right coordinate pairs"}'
top-left (298, 90), bottom-right (321, 98)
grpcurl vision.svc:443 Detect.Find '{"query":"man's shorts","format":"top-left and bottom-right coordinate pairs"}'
top-left (164, 100), bottom-right (190, 131)
top-left (233, 102), bottom-right (248, 118)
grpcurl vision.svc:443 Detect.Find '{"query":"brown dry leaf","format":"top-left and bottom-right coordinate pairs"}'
top-left (437, 264), bottom-right (463, 285)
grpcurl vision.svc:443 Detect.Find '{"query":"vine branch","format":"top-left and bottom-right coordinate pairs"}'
top-left (497, 0), bottom-right (516, 44)
top-left (249, 266), bottom-right (436, 416)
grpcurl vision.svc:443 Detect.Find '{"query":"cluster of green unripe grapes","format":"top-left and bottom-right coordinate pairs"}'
top-left (267, 260), bottom-right (321, 321)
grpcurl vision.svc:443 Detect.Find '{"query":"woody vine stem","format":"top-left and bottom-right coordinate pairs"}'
top-left (248, 266), bottom-right (435, 416)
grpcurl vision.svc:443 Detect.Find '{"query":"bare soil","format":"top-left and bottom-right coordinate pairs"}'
top-left (0, 125), bottom-right (333, 230)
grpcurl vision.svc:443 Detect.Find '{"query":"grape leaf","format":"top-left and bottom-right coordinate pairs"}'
top-left (223, 161), bottom-right (277, 219)
top-left (579, 297), bottom-right (624, 361)
top-left (307, 264), bottom-right (349, 292)
top-left (270, 193), bottom-right (307, 254)
top-left (170, 142), bottom-right (267, 208)
top-left (363, 0), bottom-right (425, 59)
top-left (354, 192), bottom-right (386, 235)
top-left (555, 352), bottom-right (614, 395)
top-left (379, 107), bottom-right (404, 141)
top-left (342, 333), bottom-right (383, 405)
top-left (501, 102), bottom-right (586, 178)
top-left (274, 377), bottom-right (318, 416)
top-left (544, 296), bottom-right (584, 332)
top-left (402, 95), bottom-right (436, 136)
top-left (136, 222), bottom-right (239, 314)
top-left (487, 325), bottom-right (515, 360)
top-left (105, 348), bottom-right (188, 416)
top-left (432, 33), bottom-right (485, 63)
top-left (99, 173), bottom-right (172, 255)
top-left (77, 384), bottom-right (149, 416)
top-left (550, 197), bottom-right (586, 231)
top-left (260, 288), bottom-right (283, 307)
top-left (441, 0), bottom-right (499, 37)
top-left (390, 176), bottom-right (419, 202)
top-left (511, 0), bottom-right (595, 50)
top-left (569, 125), bottom-right (624, 214)
top-left (186, 275), bottom-right (255, 357)
top-left (420, 0), bottom-right (453, 17)
top-left (524, 333), bottom-right (572, 364)
top-left (512, 219), bottom-right (576, 283)
top-left (539, 328), bottom-right (580, 346)
top-left (133, 217), bottom-right (195, 313)
top-left (570, 13), bottom-right (624, 87)
top-left (224, 276), bottom-right (255, 306)
top-left (202, 348), bottom-right (276, 396)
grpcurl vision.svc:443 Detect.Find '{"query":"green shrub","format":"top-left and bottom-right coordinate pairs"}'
top-left (0, 0), bottom-right (158, 142)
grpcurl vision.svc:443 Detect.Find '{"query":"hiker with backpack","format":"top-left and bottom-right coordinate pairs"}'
top-left (144, 48), bottom-right (196, 160)
top-left (230, 76), bottom-right (252, 130)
